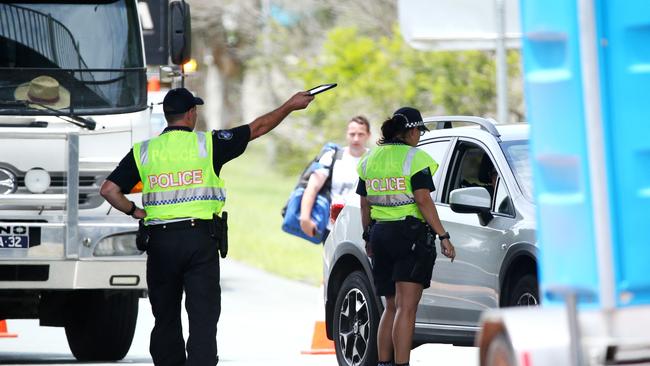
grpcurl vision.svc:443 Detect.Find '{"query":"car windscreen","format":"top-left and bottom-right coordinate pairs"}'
top-left (501, 140), bottom-right (533, 202)
top-left (0, 1), bottom-right (146, 115)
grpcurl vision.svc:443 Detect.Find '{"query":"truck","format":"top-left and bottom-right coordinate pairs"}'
top-left (477, 0), bottom-right (650, 365)
top-left (0, 0), bottom-right (191, 360)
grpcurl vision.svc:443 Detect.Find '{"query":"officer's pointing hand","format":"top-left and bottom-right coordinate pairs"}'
top-left (285, 91), bottom-right (314, 111)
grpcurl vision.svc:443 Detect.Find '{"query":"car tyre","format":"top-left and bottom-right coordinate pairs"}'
top-left (485, 332), bottom-right (516, 366)
top-left (64, 290), bottom-right (138, 361)
top-left (508, 273), bottom-right (539, 307)
top-left (333, 271), bottom-right (380, 366)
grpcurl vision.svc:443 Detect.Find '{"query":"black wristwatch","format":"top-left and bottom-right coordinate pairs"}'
top-left (438, 232), bottom-right (451, 240)
top-left (125, 201), bottom-right (137, 216)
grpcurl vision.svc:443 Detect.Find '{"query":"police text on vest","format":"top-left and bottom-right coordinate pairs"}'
top-left (148, 170), bottom-right (204, 189)
top-left (366, 177), bottom-right (407, 192)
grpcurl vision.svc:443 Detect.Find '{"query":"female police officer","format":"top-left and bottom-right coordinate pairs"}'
top-left (356, 107), bottom-right (455, 366)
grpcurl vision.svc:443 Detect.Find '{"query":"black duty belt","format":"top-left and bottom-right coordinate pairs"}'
top-left (148, 219), bottom-right (212, 231)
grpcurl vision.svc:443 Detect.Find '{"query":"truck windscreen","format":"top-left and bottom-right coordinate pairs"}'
top-left (0, 1), bottom-right (146, 115)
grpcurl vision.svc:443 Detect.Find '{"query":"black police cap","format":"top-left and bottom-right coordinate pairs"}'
top-left (393, 106), bottom-right (429, 132)
top-left (162, 88), bottom-right (204, 114)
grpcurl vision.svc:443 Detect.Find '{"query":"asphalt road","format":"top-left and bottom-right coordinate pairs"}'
top-left (0, 260), bottom-right (477, 365)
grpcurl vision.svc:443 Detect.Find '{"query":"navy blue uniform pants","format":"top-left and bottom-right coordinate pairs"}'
top-left (146, 223), bottom-right (220, 366)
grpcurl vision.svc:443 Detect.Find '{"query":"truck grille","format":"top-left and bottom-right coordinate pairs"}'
top-left (9, 172), bottom-right (108, 209)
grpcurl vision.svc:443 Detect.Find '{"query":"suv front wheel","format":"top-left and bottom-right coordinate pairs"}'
top-left (333, 271), bottom-right (380, 366)
top-left (507, 274), bottom-right (539, 306)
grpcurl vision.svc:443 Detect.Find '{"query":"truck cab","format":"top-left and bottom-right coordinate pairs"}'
top-left (0, 0), bottom-right (190, 360)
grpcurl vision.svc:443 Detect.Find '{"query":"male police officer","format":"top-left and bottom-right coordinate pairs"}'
top-left (100, 88), bottom-right (314, 366)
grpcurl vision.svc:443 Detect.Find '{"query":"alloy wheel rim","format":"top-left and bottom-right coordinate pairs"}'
top-left (338, 288), bottom-right (370, 366)
top-left (516, 292), bottom-right (538, 306)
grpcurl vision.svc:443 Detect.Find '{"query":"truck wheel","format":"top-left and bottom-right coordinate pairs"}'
top-left (64, 290), bottom-right (138, 361)
top-left (485, 332), bottom-right (516, 366)
top-left (508, 274), bottom-right (539, 306)
top-left (333, 271), bottom-right (380, 366)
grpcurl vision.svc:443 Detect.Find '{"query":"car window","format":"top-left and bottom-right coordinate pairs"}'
top-left (494, 176), bottom-right (515, 216)
top-left (445, 143), bottom-right (488, 201)
top-left (418, 139), bottom-right (451, 191)
top-left (501, 140), bottom-right (532, 202)
top-left (444, 142), bottom-right (494, 201)
top-left (445, 141), bottom-right (515, 215)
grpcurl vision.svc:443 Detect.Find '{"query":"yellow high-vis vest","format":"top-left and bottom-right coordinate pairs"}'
top-left (358, 144), bottom-right (438, 221)
top-left (133, 131), bottom-right (226, 223)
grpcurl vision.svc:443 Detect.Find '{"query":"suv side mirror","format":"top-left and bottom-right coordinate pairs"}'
top-left (169, 1), bottom-right (191, 65)
top-left (449, 187), bottom-right (494, 226)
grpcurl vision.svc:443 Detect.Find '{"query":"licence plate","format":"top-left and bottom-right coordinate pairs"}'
top-left (0, 235), bottom-right (29, 248)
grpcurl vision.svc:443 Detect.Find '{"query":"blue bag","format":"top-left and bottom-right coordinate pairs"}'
top-left (281, 143), bottom-right (340, 244)
top-left (281, 187), bottom-right (330, 244)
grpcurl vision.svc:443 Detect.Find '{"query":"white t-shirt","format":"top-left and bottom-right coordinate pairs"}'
top-left (316, 147), bottom-right (367, 205)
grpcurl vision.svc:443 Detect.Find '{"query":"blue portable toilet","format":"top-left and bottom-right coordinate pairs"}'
top-left (477, 1), bottom-right (650, 364)
top-left (520, 0), bottom-right (602, 307)
top-left (595, 1), bottom-right (650, 307)
top-left (521, 0), bottom-right (650, 309)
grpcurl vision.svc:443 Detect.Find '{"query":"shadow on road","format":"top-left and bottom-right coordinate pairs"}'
top-left (0, 354), bottom-right (152, 365)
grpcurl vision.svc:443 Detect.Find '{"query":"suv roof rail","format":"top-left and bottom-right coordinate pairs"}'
top-left (423, 115), bottom-right (501, 138)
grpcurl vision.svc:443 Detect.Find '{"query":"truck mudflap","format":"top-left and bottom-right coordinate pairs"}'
top-left (478, 305), bottom-right (650, 366)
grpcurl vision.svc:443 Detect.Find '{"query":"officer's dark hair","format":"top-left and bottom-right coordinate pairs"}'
top-left (164, 112), bottom-right (186, 124)
top-left (378, 115), bottom-right (410, 145)
top-left (349, 115), bottom-right (370, 133)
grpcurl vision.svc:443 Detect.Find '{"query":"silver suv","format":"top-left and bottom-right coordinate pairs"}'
top-left (322, 116), bottom-right (538, 366)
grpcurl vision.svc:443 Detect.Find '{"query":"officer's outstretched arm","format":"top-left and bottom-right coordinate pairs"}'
top-left (248, 91), bottom-right (314, 140)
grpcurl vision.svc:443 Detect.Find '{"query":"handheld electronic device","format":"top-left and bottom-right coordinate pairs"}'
top-left (307, 83), bottom-right (337, 95)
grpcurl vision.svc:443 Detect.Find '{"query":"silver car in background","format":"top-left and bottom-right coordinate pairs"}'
top-left (323, 116), bottom-right (538, 366)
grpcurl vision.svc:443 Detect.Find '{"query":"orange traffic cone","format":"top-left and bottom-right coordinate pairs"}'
top-left (301, 284), bottom-right (335, 355)
top-left (301, 320), bottom-right (335, 355)
top-left (0, 320), bottom-right (17, 338)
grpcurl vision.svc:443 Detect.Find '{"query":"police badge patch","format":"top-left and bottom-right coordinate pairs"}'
top-left (216, 130), bottom-right (233, 140)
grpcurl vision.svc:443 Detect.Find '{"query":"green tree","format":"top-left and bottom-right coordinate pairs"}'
top-left (276, 26), bottom-right (522, 173)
